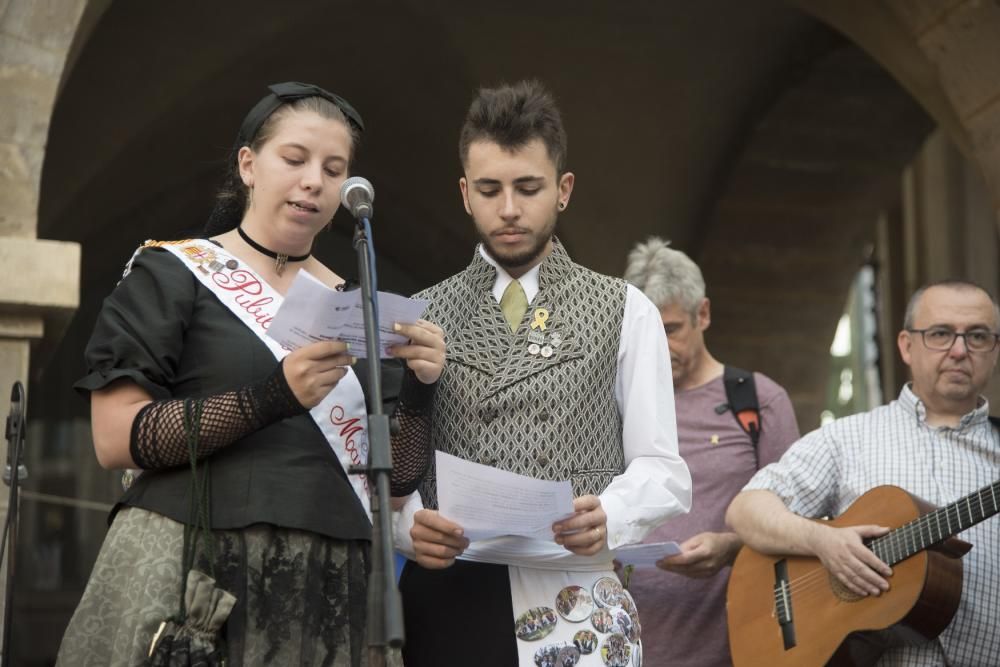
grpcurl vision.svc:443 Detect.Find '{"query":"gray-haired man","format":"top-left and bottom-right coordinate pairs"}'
top-left (623, 237), bottom-right (800, 667)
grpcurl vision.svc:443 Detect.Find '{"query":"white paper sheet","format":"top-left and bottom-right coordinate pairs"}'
top-left (435, 451), bottom-right (577, 542)
top-left (266, 270), bottom-right (428, 358)
top-left (613, 541), bottom-right (683, 568)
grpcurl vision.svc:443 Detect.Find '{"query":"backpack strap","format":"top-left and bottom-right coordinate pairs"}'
top-left (723, 366), bottom-right (761, 447)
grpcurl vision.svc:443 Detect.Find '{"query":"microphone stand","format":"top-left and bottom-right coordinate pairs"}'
top-left (2, 381), bottom-right (27, 667)
top-left (349, 216), bottom-right (405, 666)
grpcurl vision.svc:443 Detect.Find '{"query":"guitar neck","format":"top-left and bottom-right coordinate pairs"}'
top-left (869, 480), bottom-right (1000, 566)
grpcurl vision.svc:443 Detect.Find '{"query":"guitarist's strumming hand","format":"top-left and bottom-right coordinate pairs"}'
top-left (806, 523), bottom-right (893, 598)
top-left (656, 531), bottom-right (743, 579)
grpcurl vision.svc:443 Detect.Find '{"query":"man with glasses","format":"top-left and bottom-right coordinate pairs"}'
top-left (727, 280), bottom-right (1000, 665)
top-left (622, 237), bottom-right (800, 667)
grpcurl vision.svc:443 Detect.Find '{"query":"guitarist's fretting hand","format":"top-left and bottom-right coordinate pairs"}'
top-left (656, 531), bottom-right (743, 578)
top-left (807, 523), bottom-right (893, 597)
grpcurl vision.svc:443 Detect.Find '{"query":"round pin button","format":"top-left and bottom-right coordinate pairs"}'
top-left (556, 585), bottom-right (594, 623)
top-left (592, 576), bottom-right (625, 608)
top-left (557, 645), bottom-right (581, 665)
top-left (533, 644), bottom-right (558, 666)
top-left (600, 633), bottom-right (632, 667)
top-left (540, 345), bottom-right (553, 358)
top-left (515, 606), bottom-right (558, 641)
top-left (591, 608), bottom-right (614, 633)
top-left (528, 343), bottom-right (541, 355)
top-left (612, 608), bottom-right (639, 642)
top-left (225, 259), bottom-right (239, 270)
top-left (622, 589), bottom-right (641, 638)
top-left (573, 629), bottom-right (598, 655)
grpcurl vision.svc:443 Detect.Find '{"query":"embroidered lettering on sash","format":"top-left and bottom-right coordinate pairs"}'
top-left (138, 241), bottom-right (372, 520)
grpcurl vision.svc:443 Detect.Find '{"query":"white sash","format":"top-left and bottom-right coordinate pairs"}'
top-left (137, 240), bottom-right (372, 521)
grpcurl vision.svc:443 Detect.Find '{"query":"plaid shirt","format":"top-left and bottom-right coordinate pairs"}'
top-left (745, 385), bottom-right (1000, 666)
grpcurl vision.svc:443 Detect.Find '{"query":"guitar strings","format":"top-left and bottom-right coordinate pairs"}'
top-left (763, 483), bottom-right (997, 615)
top-left (765, 500), bottom-right (984, 613)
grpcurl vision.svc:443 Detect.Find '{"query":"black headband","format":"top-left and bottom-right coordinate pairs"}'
top-left (237, 81), bottom-right (365, 146)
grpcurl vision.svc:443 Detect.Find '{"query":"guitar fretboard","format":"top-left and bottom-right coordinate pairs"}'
top-left (868, 480), bottom-right (1000, 566)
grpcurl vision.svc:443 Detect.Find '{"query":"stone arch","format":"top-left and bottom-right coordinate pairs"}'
top-left (5, 0), bottom-right (1000, 652)
top-left (790, 0), bottom-right (1000, 229)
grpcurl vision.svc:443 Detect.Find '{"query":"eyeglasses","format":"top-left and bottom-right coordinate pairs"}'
top-left (907, 327), bottom-right (1000, 352)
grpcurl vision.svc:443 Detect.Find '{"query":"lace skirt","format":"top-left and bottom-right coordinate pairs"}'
top-left (57, 506), bottom-right (369, 667)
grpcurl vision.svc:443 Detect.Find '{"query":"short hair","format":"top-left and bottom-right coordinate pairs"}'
top-left (458, 80), bottom-right (567, 174)
top-left (624, 237), bottom-right (705, 316)
top-left (903, 280), bottom-right (1000, 330)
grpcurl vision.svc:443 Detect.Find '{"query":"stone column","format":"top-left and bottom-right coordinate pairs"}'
top-left (1, 0), bottom-right (90, 649)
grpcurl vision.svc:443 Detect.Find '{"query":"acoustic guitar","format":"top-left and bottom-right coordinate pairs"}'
top-left (726, 480), bottom-right (999, 666)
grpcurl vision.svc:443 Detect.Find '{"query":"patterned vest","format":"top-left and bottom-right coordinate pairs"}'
top-left (416, 240), bottom-right (626, 509)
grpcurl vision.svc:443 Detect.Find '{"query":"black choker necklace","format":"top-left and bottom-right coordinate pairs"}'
top-left (237, 226), bottom-right (310, 275)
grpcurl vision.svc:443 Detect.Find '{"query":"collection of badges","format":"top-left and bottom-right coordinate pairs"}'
top-left (526, 307), bottom-right (562, 358)
top-left (181, 244), bottom-right (239, 274)
top-left (514, 577), bottom-right (642, 667)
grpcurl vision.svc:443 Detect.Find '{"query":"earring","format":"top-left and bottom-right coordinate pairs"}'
top-left (558, 201), bottom-right (566, 211)
top-left (248, 185), bottom-right (255, 209)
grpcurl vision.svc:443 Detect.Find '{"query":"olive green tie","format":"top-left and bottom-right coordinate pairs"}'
top-left (500, 279), bottom-right (528, 332)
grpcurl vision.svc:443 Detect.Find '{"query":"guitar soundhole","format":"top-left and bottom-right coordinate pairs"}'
top-left (828, 573), bottom-right (865, 602)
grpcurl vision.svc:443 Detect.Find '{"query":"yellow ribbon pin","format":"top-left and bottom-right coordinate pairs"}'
top-left (530, 308), bottom-right (549, 331)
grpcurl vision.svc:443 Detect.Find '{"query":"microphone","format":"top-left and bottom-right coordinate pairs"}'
top-left (340, 176), bottom-right (375, 220)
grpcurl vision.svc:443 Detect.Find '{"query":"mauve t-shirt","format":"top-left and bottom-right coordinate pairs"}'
top-left (629, 371), bottom-right (800, 666)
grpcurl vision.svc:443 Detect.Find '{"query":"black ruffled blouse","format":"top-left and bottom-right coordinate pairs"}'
top-left (75, 247), bottom-right (377, 540)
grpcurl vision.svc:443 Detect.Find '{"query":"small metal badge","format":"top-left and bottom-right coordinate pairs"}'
top-left (528, 343), bottom-right (541, 355)
top-left (182, 244), bottom-right (214, 275)
top-left (548, 332), bottom-right (563, 347)
top-left (540, 345), bottom-right (554, 358)
top-left (225, 259), bottom-right (239, 270)
top-left (208, 260), bottom-right (224, 272)
top-left (531, 307), bottom-right (550, 331)
top-left (528, 330), bottom-right (546, 345)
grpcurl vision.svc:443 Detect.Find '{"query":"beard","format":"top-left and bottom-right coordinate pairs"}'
top-left (477, 210), bottom-right (558, 274)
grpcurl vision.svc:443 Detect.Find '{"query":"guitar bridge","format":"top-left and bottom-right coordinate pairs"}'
top-left (774, 559), bottom-right (796, 650)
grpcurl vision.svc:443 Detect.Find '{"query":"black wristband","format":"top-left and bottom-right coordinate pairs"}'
top-left (397, 368), bottom-right (437, 413)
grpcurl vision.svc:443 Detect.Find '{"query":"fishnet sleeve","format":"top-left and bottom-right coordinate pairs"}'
top-left (129, 360), bottom-right (307, 469)
top-left (389, 370), bottom-right (435, 496)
